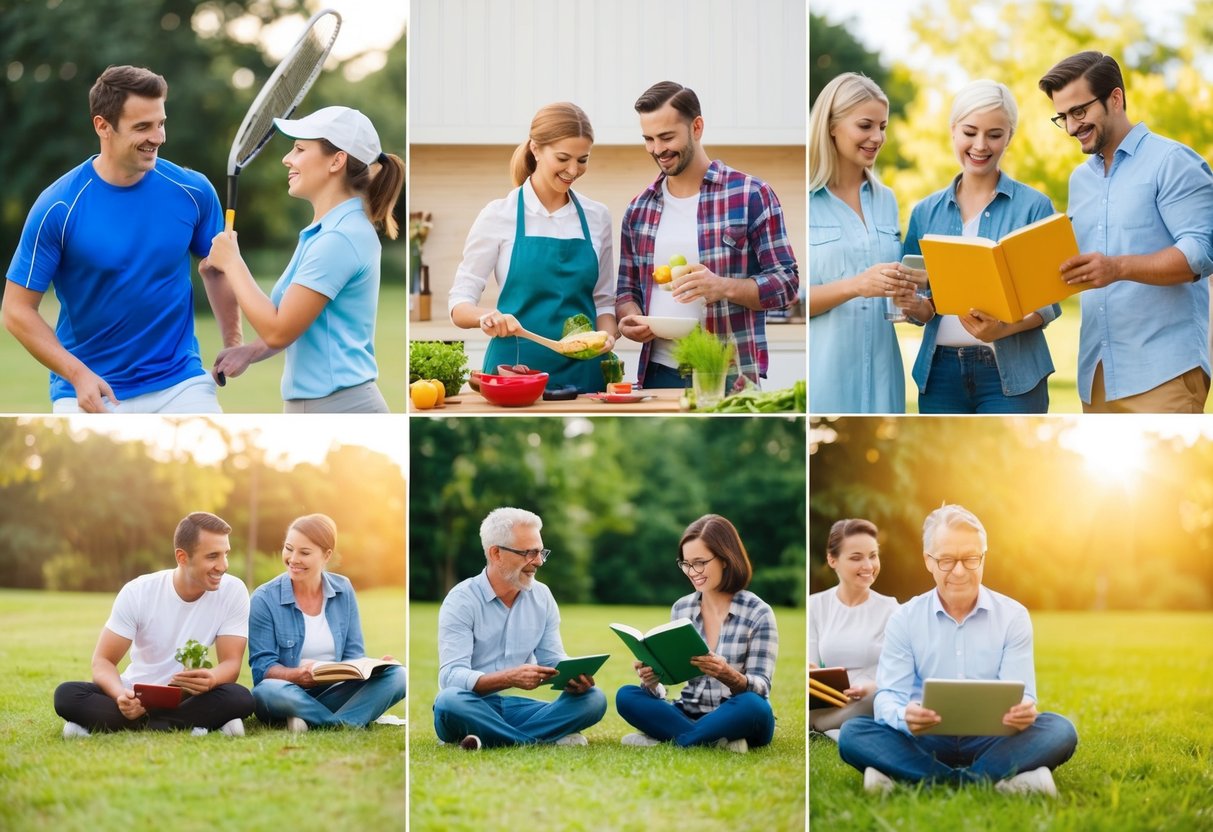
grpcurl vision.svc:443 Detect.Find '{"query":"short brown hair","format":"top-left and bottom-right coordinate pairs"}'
top-left (679, 514), bottom-right (752, 593)
top-left (288, 513), bottom-right (338, 553)
top-left (825, 518), bottom-right (879, 560)
top-left (174, 512), bottom-right (231, 557)
top-left (1038, 51), bottom-right (1125, 107)
top-left (634, 81), bottom-right (702, 122)
top-left (89, 65), bottom-right (167, 127)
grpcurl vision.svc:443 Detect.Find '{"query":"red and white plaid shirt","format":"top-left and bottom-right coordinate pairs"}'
top-left (616, 160), bottom-right (799, 386)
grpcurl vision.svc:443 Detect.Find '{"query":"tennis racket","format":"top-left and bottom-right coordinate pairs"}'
top-left (224, 8), bottom-right (342, 232)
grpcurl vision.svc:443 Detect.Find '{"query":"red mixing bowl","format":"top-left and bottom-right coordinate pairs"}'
top-left (476, 372), bottom-right (550, 407)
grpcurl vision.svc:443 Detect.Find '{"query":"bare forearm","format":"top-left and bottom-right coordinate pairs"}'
top-left (809, 280), bottom-right (858, 316)
top-left (723, 277), bottom-right (764, 311)
top-left (90, 658), bottom-right (126, 700)
top-left (264, 663), bottom-right (309, 685)
top-left (471, 669), bottom-right (514, 694)
top-left (2, 304), bottom-right (94, 384)
top-left (451, 302), bottom-right (494, 330)
top-left (1115, 247), bottom-right (1198, 286)
top-left (616, 300), bottom-right (643, 320)
top-left (201, 269), bottom-right (244, 348)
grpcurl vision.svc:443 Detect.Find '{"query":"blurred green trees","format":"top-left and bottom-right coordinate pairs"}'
top-left (411, 417), bottom-right (807, 607)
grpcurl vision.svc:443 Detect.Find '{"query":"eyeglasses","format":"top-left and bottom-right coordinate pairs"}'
top-left (1050, 96), bottom-right (1103, 128)
top-left (497, 545), bottom-right (550, 564)
top-left (676, 556), bottom-right (717, 575)
top-left (926, 552), bottom-right (985, 572)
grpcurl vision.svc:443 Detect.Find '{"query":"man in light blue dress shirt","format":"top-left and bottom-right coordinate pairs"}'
top-left (433, 507), bottom-right (607, 749)
top-left (838, 506), bottom-right (1077, 796)
top-left (1039, 51), bottom-right (1213, 413)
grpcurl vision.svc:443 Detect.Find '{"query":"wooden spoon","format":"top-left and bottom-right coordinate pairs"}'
top-left (515, 326), bottom-right (609, 356)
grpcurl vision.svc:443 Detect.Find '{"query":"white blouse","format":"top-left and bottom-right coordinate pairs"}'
top-left (809, 585), bottom-right (900, 687)
top-left (448, 178), bottom-right (616, 318)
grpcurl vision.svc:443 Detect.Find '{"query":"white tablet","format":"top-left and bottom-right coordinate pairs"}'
top-left (919, 678), bottom-right (1025, 736)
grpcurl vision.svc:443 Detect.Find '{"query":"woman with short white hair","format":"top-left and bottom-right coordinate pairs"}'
top-left (898, 80), bottom-right (1061, 413)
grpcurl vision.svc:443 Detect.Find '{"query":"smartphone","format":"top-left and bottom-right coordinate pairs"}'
top-left (901, 254), bottom-right (925, 271)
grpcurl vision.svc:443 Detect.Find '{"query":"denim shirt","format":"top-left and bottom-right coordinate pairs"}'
top-left (1067, 123), bottom-right (1213, 402)
top-left (904, 172), bottom-right (1060, 396)
top-left (248, 571), bottom-right (365, 685)
top-left (809, 177), bottom-right (905, 413)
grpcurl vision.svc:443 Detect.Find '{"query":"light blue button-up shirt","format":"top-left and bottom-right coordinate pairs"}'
top-left (873, 586), bottom-right (1036, 736)
top-left (809, 177), bottom-right (905, 413)
top-left (1068, 122), bottom-right (1213, 402)
top-left (437, 569), bottom-right (567, 691)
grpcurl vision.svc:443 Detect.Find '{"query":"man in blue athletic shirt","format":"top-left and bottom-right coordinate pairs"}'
top-left (3, 65), bottom-right (241, 413)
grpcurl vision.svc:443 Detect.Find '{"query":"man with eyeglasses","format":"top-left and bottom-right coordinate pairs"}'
top-left (1038, 51), bottom-right (1213, 413)
top-left (433, 507), bottom-right (607, 750)
top-left (837, 505), bottom-right (1077, 796)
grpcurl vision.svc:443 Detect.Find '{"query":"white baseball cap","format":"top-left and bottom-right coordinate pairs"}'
top-left (274, 106), bottom-right (383, 166)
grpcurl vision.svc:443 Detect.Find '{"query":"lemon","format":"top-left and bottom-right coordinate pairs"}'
top-left (410, 380), bottom-right (439, 409)
top-left (428, 379), bottom-right (446, 406)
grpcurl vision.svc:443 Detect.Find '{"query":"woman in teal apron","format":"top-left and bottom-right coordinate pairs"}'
top-left (450, 102), bottom-right (617, 392)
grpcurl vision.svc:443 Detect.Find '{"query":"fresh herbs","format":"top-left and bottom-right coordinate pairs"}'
top-left (409, 340), bottom-right (470, 396)
top-left (704, 380), bottom-right (806, 413)
top-left (672, 325), bottom-right (735, 377)
top-left (174, 639), bottom-right (213, 670)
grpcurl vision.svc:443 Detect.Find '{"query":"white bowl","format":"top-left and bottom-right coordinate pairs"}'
top-left (635, 315), bottom-right (698, 340)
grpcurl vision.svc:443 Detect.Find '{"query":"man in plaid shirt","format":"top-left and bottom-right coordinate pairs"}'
top-left (616, 81), bottom-right (799, 388)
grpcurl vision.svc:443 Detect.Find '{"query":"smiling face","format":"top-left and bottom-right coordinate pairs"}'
top-left (531, 136), bottom-right (592, 197)
top-left (828, 532), bottom-right (880, 594)
top-left (830, 98), bottom-right (888, 172)
top-left (1049, 76), bottom-right (1114, 156)
top-left (679, 537), bottom-right (724, 594)
top-left (97, 95), bottom-right (166, 181)
top-left (952, 106), bottom-right (1012, 177)
top-left (924, 523), bottom-right (985, 615)
top-left (639, 102), bottom-right (701, 177)
top-left (282, 138), bottom-right (341, 200)
top-left (282, 527), bottom-right (331, 587)
top-left (177, 529), bottom-right (230, 595)
top-left (492, 524), bottom-right (545, 592)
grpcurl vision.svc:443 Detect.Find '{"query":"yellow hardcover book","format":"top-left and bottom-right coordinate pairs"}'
top-left (919, 213), bottom-right (1082, 323)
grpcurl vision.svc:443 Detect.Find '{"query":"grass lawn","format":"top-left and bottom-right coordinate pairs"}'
top-left (896, 297), bottom-right (1213, 414)
top-left (409, 602), bottom-right (806, 832)
top-left (810, 612), bottom-right (1213, 831)
top-left (0, 587), bottom-right (406, 832)
top-left (0, 258), bottom-right (406, 413)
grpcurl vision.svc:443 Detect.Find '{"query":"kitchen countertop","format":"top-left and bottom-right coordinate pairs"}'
top-left (411, 387), bottom-right (687, 414)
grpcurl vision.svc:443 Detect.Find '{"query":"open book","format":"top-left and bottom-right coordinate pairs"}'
top-left (919, 212), bottom-right (1083, 323)
top-left (547, 654), bottom-right (610, 689)
top-left (311, 656), bottom-right (401, 683)
top-left (608, 618), bottom-right (711, 686)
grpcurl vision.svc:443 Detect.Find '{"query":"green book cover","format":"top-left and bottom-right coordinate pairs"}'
top-left (547, 653), bottom-right (610, 689)
top-left (608, 618), bottom-right (710, 686)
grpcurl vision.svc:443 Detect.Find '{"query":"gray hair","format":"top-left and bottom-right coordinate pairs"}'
top-left (922, 504), bottom-right (988, 554)
top-left (479, 507), bottom-right (543, 557)
top-left (951, 79), bottom-right (1018, 133)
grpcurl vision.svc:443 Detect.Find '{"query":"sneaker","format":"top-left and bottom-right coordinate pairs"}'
top-left (713, 737), bottom-right (748, 754)
top-left (285, 717), bottom-right (308, 734)
top-left (190, 727), bottom-right (209, 737)
top-left (996, 766), bottom-right (1058, 797)
top-left (863, 767), bottom-right (894, 795)
top-left (459, 734), bottom-right (482, 751)
top-left (621, 732), bottom-right (660, 747)
top-left (220, 718), bottom-right (245, 737)
top-left (554, 732), bottom-right (588, 747)
top-left (62, 721), bottom-right (90, 739)
top-left (823, 728), bottom-right (841, 743)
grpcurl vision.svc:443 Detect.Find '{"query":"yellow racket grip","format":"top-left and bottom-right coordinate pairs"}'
top-left (224, 209), bottom-right (236, 233)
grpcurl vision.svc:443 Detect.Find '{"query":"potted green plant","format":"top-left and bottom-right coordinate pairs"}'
top-left (671, 325), bottom-right (735, 409)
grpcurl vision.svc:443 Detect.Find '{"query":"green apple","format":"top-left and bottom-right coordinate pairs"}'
top-left (668, 253), bottom-right (688, 267)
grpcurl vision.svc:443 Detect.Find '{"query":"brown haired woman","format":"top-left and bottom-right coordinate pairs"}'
top-left (248, 514), bottom-right (405, 730)
top-left (809, 518), bottom-right (899, 740)
top-left (616, 514), bottom-right (777, 753)
top-left (206, 107), bottom-right (405, 412)
top-left (448, 102), bottom-right (617, 392)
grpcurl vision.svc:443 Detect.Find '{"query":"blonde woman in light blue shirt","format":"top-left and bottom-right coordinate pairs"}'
top-left (809, 73), bottom-right (917, 414)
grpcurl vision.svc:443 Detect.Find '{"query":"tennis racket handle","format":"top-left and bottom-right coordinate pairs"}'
top-left (224, 209), bottom-right (236, 233)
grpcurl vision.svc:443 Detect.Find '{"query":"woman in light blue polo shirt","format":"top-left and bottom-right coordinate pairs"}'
top-left (809, 73), bottom-right (915, 414)
top-left (899, 81), bottom-right (1059, 413)
top-left (248, 514), bottom-right (405, 731)
top-left (207, 107), bottom-right (404, 413)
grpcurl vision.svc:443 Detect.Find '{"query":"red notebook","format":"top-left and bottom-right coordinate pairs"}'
top-left (134, 683), bottom-right (183, 709)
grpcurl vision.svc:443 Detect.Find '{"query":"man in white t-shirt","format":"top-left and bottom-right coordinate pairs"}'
top-left (53, 512), bottom-right (253, 737)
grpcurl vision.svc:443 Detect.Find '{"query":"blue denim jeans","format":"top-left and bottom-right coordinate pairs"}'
top-left (643, 362), bottom-right (690, 389)
top-left (252, 665), bottom-right (406, 728)
top-left (432, 687), bottom-right (607, 747)
top-left (919, 346), bottom-right (1049, 414)
top-left (837, 713), bottom-right (1078, 784)
top-left (615, 685), bottom-right (775, 748)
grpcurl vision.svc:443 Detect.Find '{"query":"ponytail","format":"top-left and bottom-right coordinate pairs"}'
top-left (367, 152), bottom-right (404, 239)
top-left (509, 139), bottom-right (536, 187)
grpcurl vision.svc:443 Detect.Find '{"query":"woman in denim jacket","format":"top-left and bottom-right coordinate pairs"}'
top-left (898, 80), bottom-right (1060, 413)
top-left (248, 514), bottom-right (405, 731)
